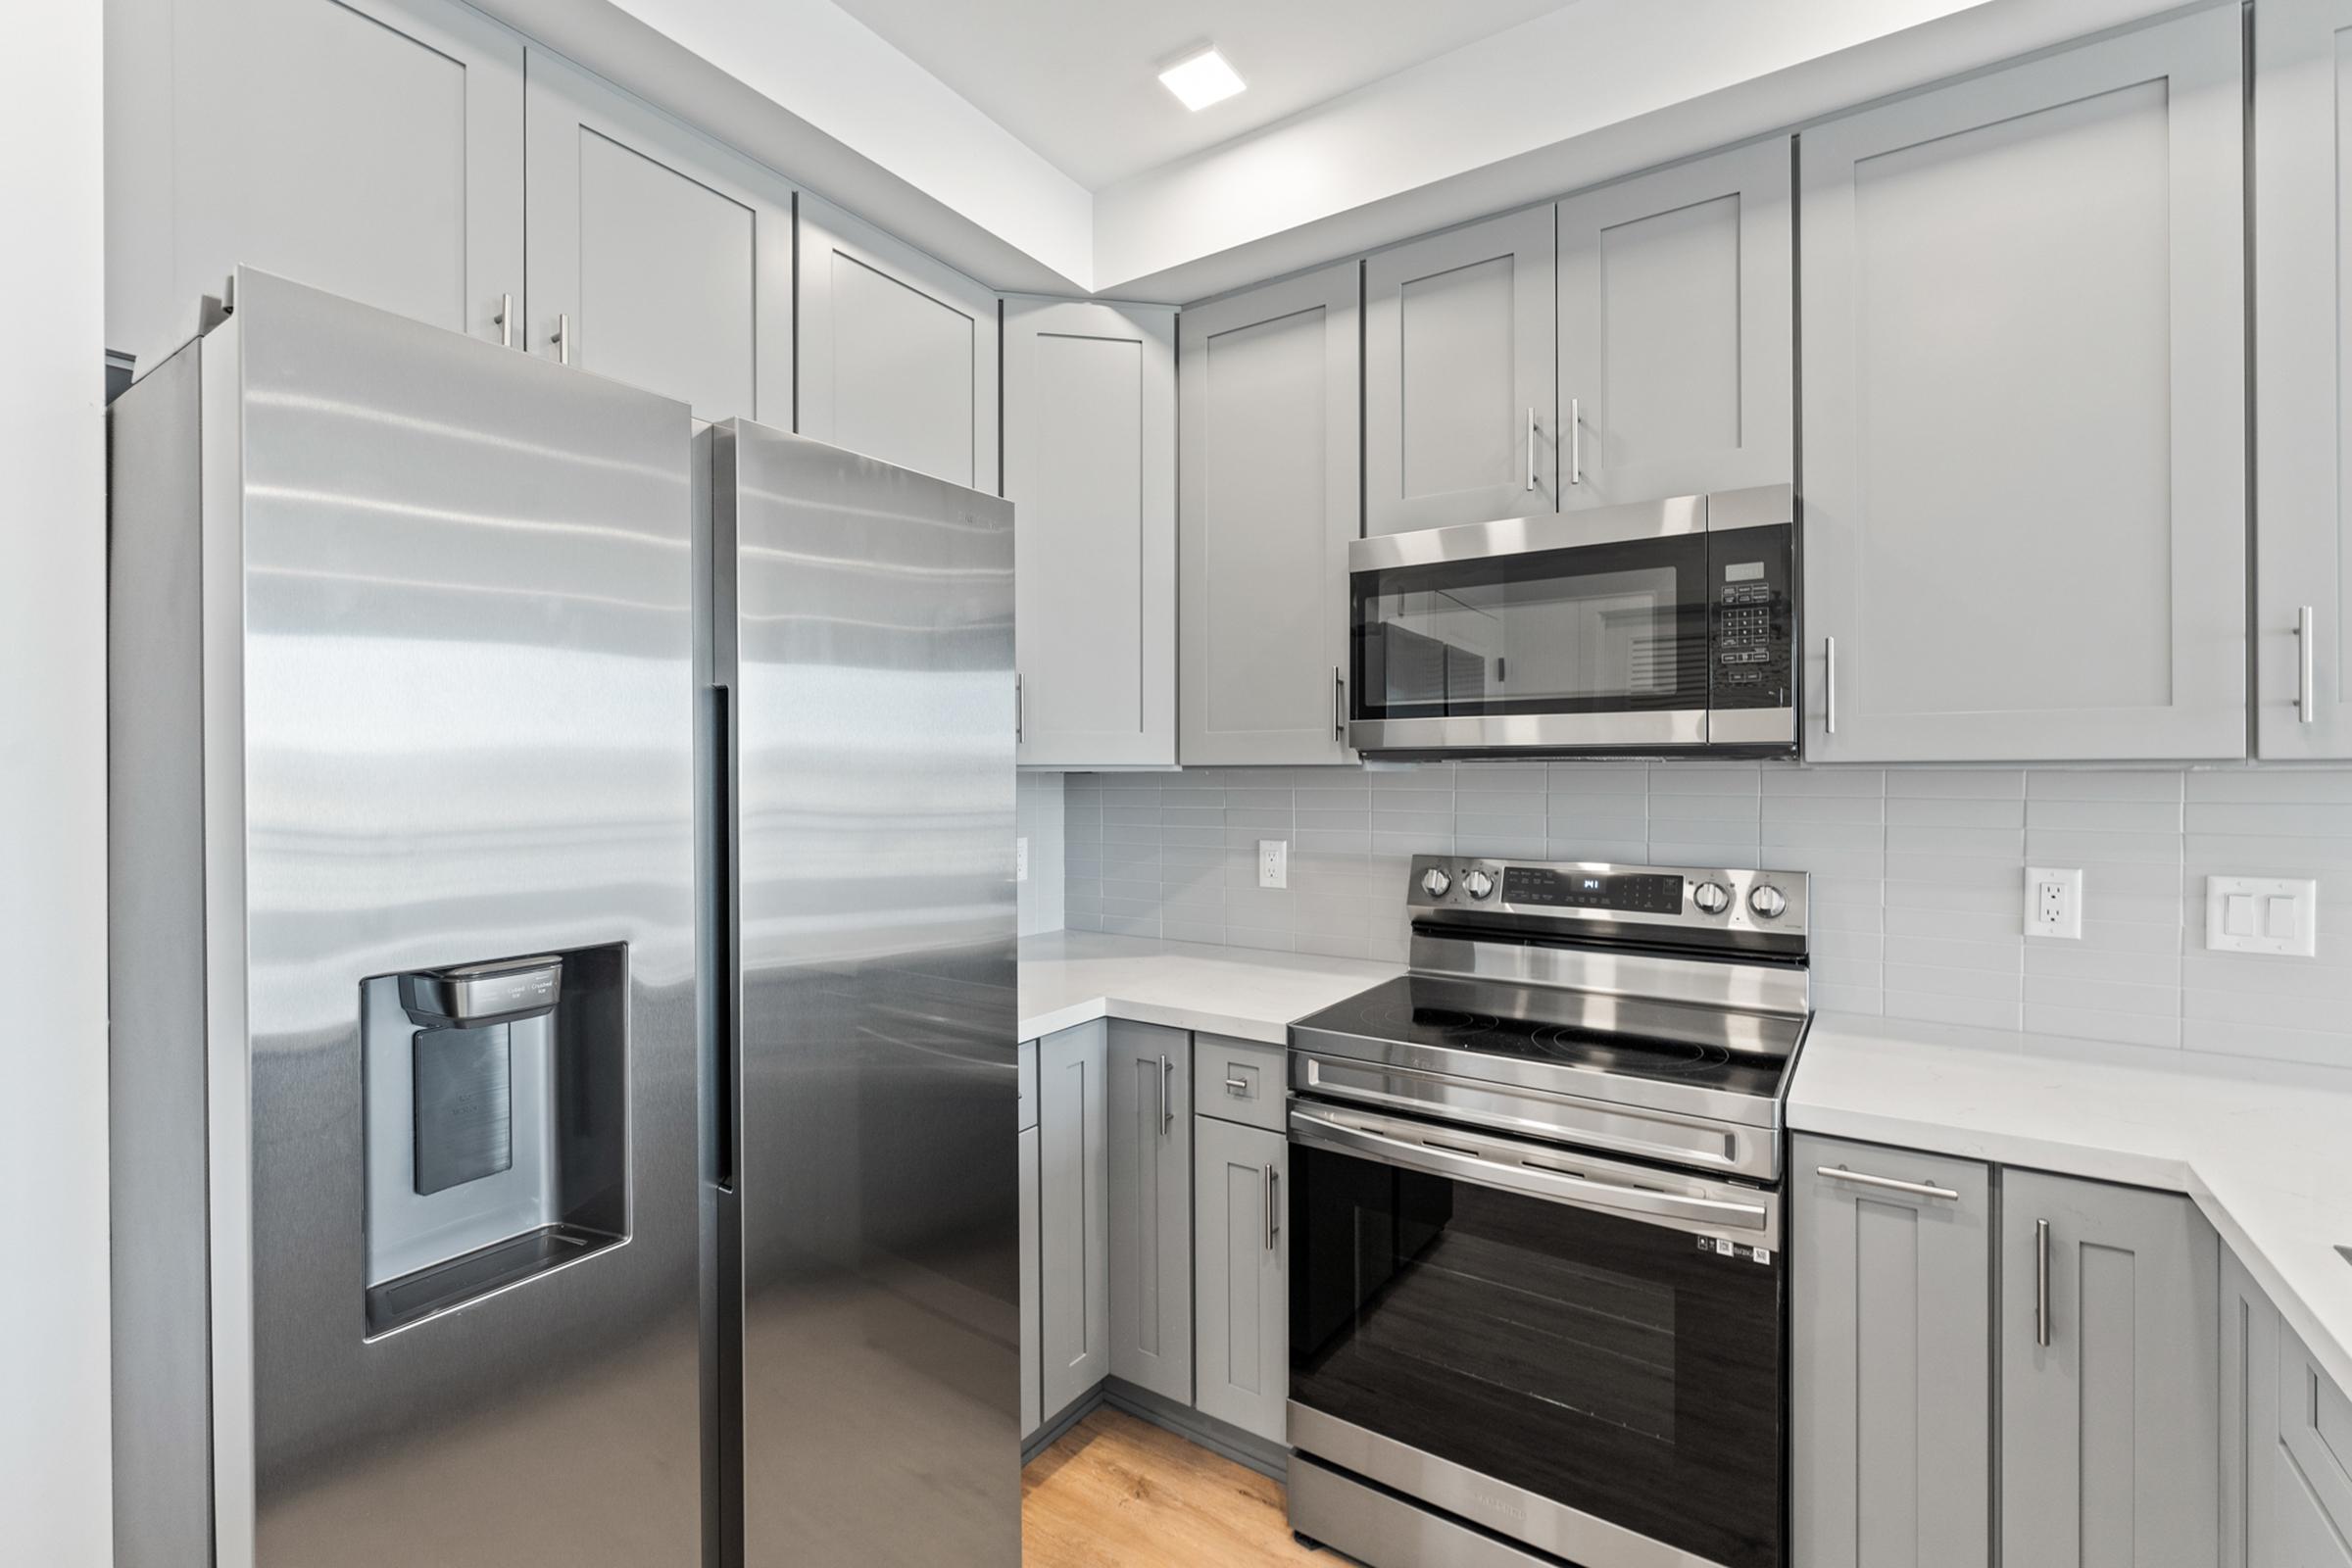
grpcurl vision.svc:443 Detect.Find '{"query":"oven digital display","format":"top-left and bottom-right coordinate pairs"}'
top-left (1500, 867), bottom-right (1683, 914)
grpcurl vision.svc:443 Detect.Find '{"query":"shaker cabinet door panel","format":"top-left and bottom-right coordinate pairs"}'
top-left (110, 0), bottom-right (525, 372)
top-left (2000, 1170), bottom-right (2220, 1568)
top-left (1037, 1022), bottom-right (1108, 1418)
top-left (1179, 264), bottom-right (1361, 766)
top-left (1192, 1116), bottom-right (1287, 1445)
top-left (1019, 1123), bottom-right (1042, 1441)
top-left (1364, 207), bottom-right (1556, 535)
top-left (1800, 11), bottom-right (2246, 761)
top-left (1105, 1022), bottom-right (1192, 1404)
top-left (1792, 1137), bottom-right (1992, 1568)
top-left (1556, 138), bottom-right (1793, 509)
top-left (797, 194), bottom-right (999, 491)
top-left (2255, 0), bottom-right (2352, 757)
top-left (523, 50), bottom-right (790, 423)
top-left (1005, 298), bottom-right (1179, 767)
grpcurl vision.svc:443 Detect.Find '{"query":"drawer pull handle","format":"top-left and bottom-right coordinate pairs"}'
top-left (1815, 1165), bottom-right (1959, 1202)
top-left (1224, 1076), bottom-right (1251, 1096)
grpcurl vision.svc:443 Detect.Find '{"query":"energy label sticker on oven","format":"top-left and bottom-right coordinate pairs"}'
top-left (1699, 1237), bottom-right (1773, 1264)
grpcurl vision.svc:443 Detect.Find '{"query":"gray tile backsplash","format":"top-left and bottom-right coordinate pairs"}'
top-left (1016, 771), bottom-right (1065, 938)
top-left (1062, 761), bottom-right (2352, 1068)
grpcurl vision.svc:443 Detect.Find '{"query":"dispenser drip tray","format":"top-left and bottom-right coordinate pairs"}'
top-left (367, 1221), bottom-right (618, 1337)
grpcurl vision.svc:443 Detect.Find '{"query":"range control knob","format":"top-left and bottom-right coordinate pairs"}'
top-left (1420, 865), bottom-right (1452, 899)
top-left (1691, 880), bottom-right (1732, 915)
top-left (1749, 884), bottom-right (1788, 920)
top-left (1462, 868), bottom-right (1496, 901)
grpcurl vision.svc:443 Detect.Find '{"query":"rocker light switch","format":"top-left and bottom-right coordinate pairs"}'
top-left (2205, 876), bottom-right (2318, 957)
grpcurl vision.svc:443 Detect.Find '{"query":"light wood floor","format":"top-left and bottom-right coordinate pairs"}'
top-left (1021, 1408), bottom-right (1333, 1567)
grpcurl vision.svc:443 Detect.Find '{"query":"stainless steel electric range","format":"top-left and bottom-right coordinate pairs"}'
top-left (1284, 856), bottom-right (1809, 1568)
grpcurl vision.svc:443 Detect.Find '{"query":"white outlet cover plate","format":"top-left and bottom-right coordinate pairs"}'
top-left (1258, 838), bottom-right (1289, 890)
top-left (2205, 875), bottom-right (2318, 956)
top-left (2026, 866), bottom-right (2082, 941)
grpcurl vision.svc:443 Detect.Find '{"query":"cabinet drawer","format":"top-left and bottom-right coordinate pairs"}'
top-left (1195, 1035), bottom-right (1285, 1132)
top-left (2282, 1326), bottom-right (2352, 1541)
top-left (1018, 1038), bottom-right (1038, 1132)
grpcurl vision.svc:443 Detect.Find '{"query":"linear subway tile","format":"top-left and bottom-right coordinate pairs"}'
top-left (1887, 769), bottom-right (2026, 800)
top-left (2025, 770), bottom-right (2184, 803)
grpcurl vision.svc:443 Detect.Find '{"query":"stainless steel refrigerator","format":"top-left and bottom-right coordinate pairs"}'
top-left (703, 417), bottom-right (1019, 1567)
top-left (108, 269), bottom-right (706, 1567)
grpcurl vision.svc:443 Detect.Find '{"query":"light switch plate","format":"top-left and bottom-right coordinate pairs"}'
top-left (1258, 839), bottom-right (1289, 890)
top-left (2205, 876), bottom-right (2317, 956)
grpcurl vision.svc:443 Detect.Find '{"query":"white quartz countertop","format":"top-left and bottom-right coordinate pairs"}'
top-left (1792, 1013), bottom-right (2352, 1400)
top-left (1017, 930), bottom-right (1399, 1046)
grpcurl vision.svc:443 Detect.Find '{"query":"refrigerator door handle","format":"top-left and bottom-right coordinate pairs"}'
top-left (703, 682), bottom-right (736, 1192)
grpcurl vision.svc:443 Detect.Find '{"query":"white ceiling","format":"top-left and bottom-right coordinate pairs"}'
top-left (829, 0), bottom-right (1581, 190)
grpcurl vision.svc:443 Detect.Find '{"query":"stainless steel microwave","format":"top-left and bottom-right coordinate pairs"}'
top-left (1347, 484), bottom-right (1797, 759)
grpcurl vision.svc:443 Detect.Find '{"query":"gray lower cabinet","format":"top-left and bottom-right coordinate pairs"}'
top-left (2222, 1247), bottom-right (2352, 1568)
top-left (2000, 1169), bottom-right (2219, 1568)
top-left (1105, 1021), bottom-right (1192, 1403)
top-left (1177, 263), bottom-right (1360, 766)
top-left (1192, 1115), bottom-right (1287, 1444)
top-left (1792, 1136), bottom-right (1991, 1568)
top-left (1018, 1123), bottom-right (1042, 1441)
top-left (522, 48), bottom-right (792, 423)
top-left (1555, 137), bottom-right (1792, 510)
top-left (1364, 206), bottom-right (1556, 535)
top-left (1800, 8), bottom-right (2247, 761)
top-left (2223, 1248), bottom-right (2278, 1568)
top-left (108, 0), bottom-right (525, 372)
top-left (796, 192), bottom-right (999, 492)
top-left (1005, 296), bottom-right (1179, 767)
top-left (1037, 1022), bottom-right (1107, 1419)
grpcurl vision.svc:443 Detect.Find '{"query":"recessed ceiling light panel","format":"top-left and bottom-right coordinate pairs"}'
top-left (1158, 46), bottom-right (1246, 112)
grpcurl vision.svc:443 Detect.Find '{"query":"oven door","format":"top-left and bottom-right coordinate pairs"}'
top-left (1288, 1103), bottom-right (1785, 1568)
top-left (1349, 496), bottom-right (1712, 756)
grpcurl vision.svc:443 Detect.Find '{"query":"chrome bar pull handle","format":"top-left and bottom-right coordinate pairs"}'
top-left (1526, 406), bottom-right (1538, 491)
top-left (1014, 673), bottom-right (1025, 744)
top-left (2034, 1218), bottom-right (2052, 1348)
top-left (1333, 665), bottom-right (1347, 741)
top-left (2298, 607), bottom-right (2317, 724)
top-left (1265, 1165), bottom-right (1280, 1250)
top-left (1569, 396), bottom-right (1583, 487)
top-left (1158, 1054), bottom-right (1172, 1135)
top-left (552, 312), bottom-right (569, 366)
top-left (1815, 1165), bottom-right (1959, 1202)
top-left (1824, 636), bottom-right (1838, 737)
top-left (1224, 1076), bottom-right (1250, 1096)
top-left (495, 292), bottom-right (513, 349)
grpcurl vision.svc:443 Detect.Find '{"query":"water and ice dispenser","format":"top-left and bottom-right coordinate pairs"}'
top-left (361, 944), bottom-right (630, 1336)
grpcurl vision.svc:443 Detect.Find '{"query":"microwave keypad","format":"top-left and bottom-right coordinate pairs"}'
top-left (1707, 522), bottom-right (1794, 716)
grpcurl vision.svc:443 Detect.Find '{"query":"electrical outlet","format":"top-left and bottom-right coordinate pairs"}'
top-left (1258, 839), bottom-right (1289, 890)
top-left (2026, 866), bottom-right (2082, 940)
top-left (1016, 837), bottom-right (1028, 883)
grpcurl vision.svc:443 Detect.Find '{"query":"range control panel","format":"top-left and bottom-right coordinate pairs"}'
top-left (1499, 866), bottom-right (1683, 915)
top-left (1407, 855), bottom-right (1808, 940)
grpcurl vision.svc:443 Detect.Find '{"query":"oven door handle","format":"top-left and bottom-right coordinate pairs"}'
top-left (1289, 1110), bottom-right (1770, 1233)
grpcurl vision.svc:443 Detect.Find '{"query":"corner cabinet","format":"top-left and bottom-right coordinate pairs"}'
top-left (1036, 1022), bottom-right (1107, 1421)
top-left (1005, 297), bottom-right (1178, 768)
top-left (1555, 138), bottom-right (1793, 510)
top-left (1192, 1114), bottom-right (1288, 1445)
top-left (1800, 9), bottom-right (2247, 761)
top-left (1999, 1170), bottom-right (2219, 1568)
top-left (1792, 1137), bottom-right (1992, 1568)
top-left (2255, 0), bottom-right (2352, 757)
top-left (796, 193), bottom-right (999, 492)
top-left (1364, 207), bottom-right (1556, 535)
top-left (2223, 1249), bottom-right (2352, 1568)
top-left (523, 49), bottom-right (792, 424)
top-left (1105, 1022), bottom-right (1191, 1404)
top-left (1178, 264), bottom-right (1360, 766)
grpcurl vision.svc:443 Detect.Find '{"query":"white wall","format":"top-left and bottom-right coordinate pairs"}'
top-left (0, 8), bottom-right (114, 1565)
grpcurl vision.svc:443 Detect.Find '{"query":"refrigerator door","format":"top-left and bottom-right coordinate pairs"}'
top-left (712, 419), bottom-right (1018, 1566)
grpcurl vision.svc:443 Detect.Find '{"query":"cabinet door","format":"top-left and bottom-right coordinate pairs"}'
top-left (2256, 0), bottom-right (2352, 757)
top-left (1005, 297), bottom-right (1178, 767)
top-left (1178, 263), bottom-right (1360, 765)
top-left (1105, 1021), bottom-right (1191, 1404)
top-left (1193, 1116), bottom-right (1287, 1444)
top-left (1556, 138), bottom-right (1792, 509)
top-left (2275, 1322), bottom-right (2352, 1568)
top-left (1364, 207), bottom-right (1556, 535)
top-left (1801, 11), bottom-right (2246, 761)
top-left (1792, 1136), bottom-right (1991, 1568)
top-left (523, 50), bottom-right (790, 423)
top-left (796, 193), bottom-right (999, 491)
top-left (2222, 1249), bottom-right (2279, 1568)
top-left (1019, 1123), bottom-right (1042, 1440)
top-left (109, 0), bottom-right (524, 373)
top-left (1037, 1022), bottom-right (1107, 1418)
top-left (2001, 1170), bottom-right (2219, 1568)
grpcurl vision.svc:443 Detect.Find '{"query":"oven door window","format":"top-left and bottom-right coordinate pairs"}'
top-left (1352, 534), bottom-right (1708, 719)
top-left (1290, 1142), bottom-right (1784, 1568)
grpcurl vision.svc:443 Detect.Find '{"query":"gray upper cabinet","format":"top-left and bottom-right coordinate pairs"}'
top-left (2255, 0), bottom-right (2352, 758)
top-left (523, 50), bottom-right (791, 423)
top-left (108, 0), bottom-right (524, 372)
top-left (1364, 207), bottom-right (1556, 535)
top-left (1555, 139), bottom-right (1792, 509)
top-left (1104, 1021), bottom-right (1191, 1404)
top-left (1178, 264), bottom-right (1361, 765)
top-left (1800, 10), bottom-right (2246, 762)
top-left (1792, 1136), bottom-right (1991, 1568)
top-left (1999, 1169), bottom-right (2219, 1568)
top-left (1037, 1022), bottom-right (1107, 1420)
top-left (1192, 1115), bottom-right (1287, 1446)
top-left (796, 193), bottom-right (999, 491)
top-left (1005, 297), bottom-right (1178, 768)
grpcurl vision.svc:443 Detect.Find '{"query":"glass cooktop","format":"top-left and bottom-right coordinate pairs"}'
top-left (1292, 971), bottom-right (1801, 1102)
